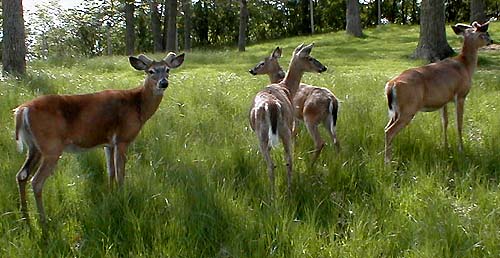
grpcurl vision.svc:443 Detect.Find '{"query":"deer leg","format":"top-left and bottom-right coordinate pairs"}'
top-left (114, 143), bottom-right (128, 186)
top-left (455, 97), bottom-right (465, 152)
top-left (104, 146), bottom-right (116, 187)
top-left (440, 105), bottom-right (449, 149)
top-left (384, 115), bottom-right (413, 164)
top-left (31, 155), bottom-right (59, 230)
top-left (305, 119), bottom-right (325, 164)
top-left (258, 130), bottom-right (275, 198)
top-left (280, 128), bottom-right (293, 197)
top-left (17, 147), bottom-right (41, 221)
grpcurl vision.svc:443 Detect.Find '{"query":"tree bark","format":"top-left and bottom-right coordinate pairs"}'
top-left (471, 0), bottom-right (487, 24)
top-left (166, 0), bottom-right (177, 52)
top-left (106, 21), bottom-right (113, 55)
top-left (412, 0), bottom-right (453, 62)
top-left (125, 1), bottom-right (135, 55)
top-left (309, 0), bottom-right (314, 34)
top-left (183, 0), bottom-right (192, 52)
top-left (2, 0), bottom-right (26, 76)
top-left (346, 0), bottom-right (363, 37)
top-left (238, 0), bottom-right (248, 52)
top-left (162, 1), bottom-right (168, 51)
top-left (150, 0), bottom-right (163, 52)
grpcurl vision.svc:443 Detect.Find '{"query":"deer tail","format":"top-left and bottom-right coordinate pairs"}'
top-left (266, 102), bottom-right (280, 147)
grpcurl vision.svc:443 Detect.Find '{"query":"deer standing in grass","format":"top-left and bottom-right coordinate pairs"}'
top-left (13, 53), bottom-right (185, 229)
top-left (384, 22), bottom-right (493, 164)
top-left (249, 43), bottom-right (327, 196)
top-left (249, 47), bottom-right (340, 163)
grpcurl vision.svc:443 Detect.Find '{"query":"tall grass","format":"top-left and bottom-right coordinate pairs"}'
top-left (1, 23), bottom-right (499, 257)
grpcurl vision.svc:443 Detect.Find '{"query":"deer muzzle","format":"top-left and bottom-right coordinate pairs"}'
top-left (158, 78), bottom-right (169, 89)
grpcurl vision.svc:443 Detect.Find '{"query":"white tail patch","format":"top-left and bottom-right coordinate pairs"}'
top-left (14, 108), bottom-right (24, 152)
top-left (328, 99), bottom-right (336, 136)
top-left (14, 107), bottom-right (32, 153)
top-left (265, 103), bottom-right (280, 148)
top-left (387, 84), bottom-right (398, 119)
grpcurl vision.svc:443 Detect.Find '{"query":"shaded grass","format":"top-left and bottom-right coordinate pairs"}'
top-left (1, 23), bottom-right (500, 257)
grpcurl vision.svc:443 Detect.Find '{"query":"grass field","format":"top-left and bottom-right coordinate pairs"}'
top-left (1, 23), bottom-right (500, 257)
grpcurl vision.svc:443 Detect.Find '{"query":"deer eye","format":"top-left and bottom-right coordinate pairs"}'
top-left (148, 69), bottom-right (155, 75)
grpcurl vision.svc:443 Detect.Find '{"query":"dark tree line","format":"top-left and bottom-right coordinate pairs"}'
top-left (2, 0), bottom-right (499, 75)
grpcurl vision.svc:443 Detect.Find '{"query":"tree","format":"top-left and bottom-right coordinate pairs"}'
top-left (346, 0), bottom-right (363, 37)
top-left (238, 0), bottom-right (248, 52)
top-left (125, 1), bottom-right (135, 55)
top-left (471, 0), bottom-right (487, 23)
top-left (413, 0), bottom-right (453, 62)
top-left (150, 0), bottom-right (163, 52)
top-left (309, 0), bottom-right (314, 34)
top-left (182, 0), bottom-right (191, 51)
top-left (166, 0), bottom-right (177, 52)
top-left (2, 0), bottom-right (26, 76)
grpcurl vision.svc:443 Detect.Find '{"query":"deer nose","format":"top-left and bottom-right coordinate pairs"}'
top-left (319, 66), bottom-right (327, 73)
top-left (248, 69), bottom-right (257, 75)
top-left (159, 79), bottom-right (168, 89)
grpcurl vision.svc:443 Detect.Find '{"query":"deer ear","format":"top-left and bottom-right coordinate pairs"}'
top-left (293, 43), bottom-right (305, 55)
top-left (271, 47), bottom-right (282, 59)
top-left (452, 24), bottom-right (471, 36)
top-left (477, 22), bottom-right (489, 32)
top-left (164, 53), bottom-right (185, 69)
top-left (297, 43), bottom-right (314, 58)
top-left (129, 56), bottom-right (148, 71)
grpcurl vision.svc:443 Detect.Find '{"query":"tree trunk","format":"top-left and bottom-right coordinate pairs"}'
top-left (413, 0), bottom-right (453, 62)
top-left (150, 0), bottom-right (163, 52)
top-left (2, 0), bottom-right (26, 76)
top-left (238, 0), bottom-right (248, 52)
top-left (162, 1), bottom-right (168, 51)
top-left (471, 0), bottom-right (487, 24)
top-left (183, 0), bottom-right (192, 52)
top-left (166, 0), bottom-right (177, 52)
top-left (309, 0), bottom-right (314, 34)
top-left (106, 21), bottom-right (113, 55)
top-left (346, 0), bottom-right (363, 37)
top-left (125, 1), bottom-right (135, 55)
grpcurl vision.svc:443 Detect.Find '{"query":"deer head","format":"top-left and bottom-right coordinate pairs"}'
top-left (129, 52), bottom-right (185, 96)
top-left (452, 21), bottom-right (493, 48)
top-left (249, 47), bottom-right (285, 79)
top-left (290, 43), bottom-right (327, 74)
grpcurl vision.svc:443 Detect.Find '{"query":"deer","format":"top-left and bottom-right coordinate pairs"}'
top-left (13, 53), bottom-right (185, 230)
top-left (249, 43), bottom-right (327, 196)
top-left (249, 47), bottom-right (340, 163)
top-left (384, 21), bottom-right (493, 164)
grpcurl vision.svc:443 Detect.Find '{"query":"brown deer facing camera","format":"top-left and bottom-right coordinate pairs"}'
top-left (249, 47), bottom-right (340, 163)
top-left (384, 22), bottom-right (493, 164)
top-left (249, 43), bottom-right (327, 196)
top-left (14, 53), bottom-right (185, 229)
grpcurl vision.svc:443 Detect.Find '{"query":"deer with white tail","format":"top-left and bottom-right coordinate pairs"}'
top-left (384, 22), bottom-right (493, 164)
top-left (249, 43), bottom-right (327, 196)
top-left (13, 53), bottom-right (185, 230)
top-left (249, 47), bottom-right (340, 163)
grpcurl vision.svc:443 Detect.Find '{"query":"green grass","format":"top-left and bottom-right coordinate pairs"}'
top-left (1, 23), bottom-right (500, 257)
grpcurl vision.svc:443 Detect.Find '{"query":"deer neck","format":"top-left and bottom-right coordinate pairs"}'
top-left (269, 69), bottom-right (285, 84)
top-left (457, 37), bottom-right (480, 75)
top-left (138, 82), bottom-right (163, 123)
top-left (280, 62), bottom-right (304, 98)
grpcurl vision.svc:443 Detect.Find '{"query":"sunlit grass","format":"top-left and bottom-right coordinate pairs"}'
top-left (1, 23), bottom-right (499, 257)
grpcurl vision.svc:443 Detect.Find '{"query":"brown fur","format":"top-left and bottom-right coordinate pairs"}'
top-left (13, 53), bottom-right (185, 230)
top-left (249, 43), bottom-right (327, 196)
top-left (249, 47), bottom-right (339, 163)
top-left (384, 22), bottom-right (493, 164)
